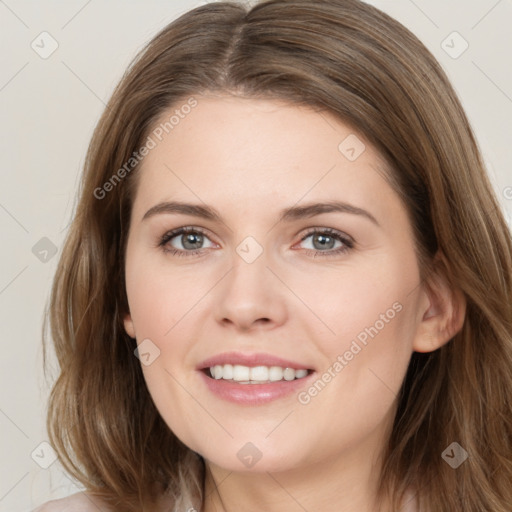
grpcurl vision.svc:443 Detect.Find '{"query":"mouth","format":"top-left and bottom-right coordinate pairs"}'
top-left (198, 365), bottom-right (317, 405)
top-left (196, 351), bottom-right (317, 404)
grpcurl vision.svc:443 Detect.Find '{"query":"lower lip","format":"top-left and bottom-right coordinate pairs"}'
top-left (198, 370), bottom-right (316, 405)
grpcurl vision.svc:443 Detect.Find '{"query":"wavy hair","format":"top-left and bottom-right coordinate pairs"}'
top-left (42, 0), bottom-right (512, 510)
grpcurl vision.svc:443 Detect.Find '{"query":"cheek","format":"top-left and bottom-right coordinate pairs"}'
top-left (302, 264), bottom-right (412, 351)
top-left (302, 251), bottom-right (419, 402)
top-left (295, 303), bottom-right (415, 453)
top-left (125, 256), bottom-right (200, 339)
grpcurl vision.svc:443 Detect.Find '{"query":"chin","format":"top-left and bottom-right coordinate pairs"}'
top-left (194, 437), bottom-right (309, 474)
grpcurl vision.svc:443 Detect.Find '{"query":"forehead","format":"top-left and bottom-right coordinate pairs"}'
top-left (131, 95), bottom-right (394, 222)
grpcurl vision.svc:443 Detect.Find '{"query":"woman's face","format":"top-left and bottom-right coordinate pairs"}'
top-left (123, 95), bottom-right (431, 475)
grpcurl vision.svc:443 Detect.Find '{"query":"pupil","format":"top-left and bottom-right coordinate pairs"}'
top-left (183, 232), bottom-right (203, 250)
top-left (314, 234), bottom-right (334, 250)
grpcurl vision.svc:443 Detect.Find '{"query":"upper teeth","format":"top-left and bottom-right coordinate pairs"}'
top-left (209, 364), bottom-right (309, 383)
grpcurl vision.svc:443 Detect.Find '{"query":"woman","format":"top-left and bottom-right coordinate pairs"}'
top-left (36, 0), bottom-right (512, 510)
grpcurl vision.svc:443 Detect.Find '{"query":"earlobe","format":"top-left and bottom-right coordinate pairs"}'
top-left (123, 313), bottom-right (136, 339)
top-left (413, 253), bottom-right (467, 353)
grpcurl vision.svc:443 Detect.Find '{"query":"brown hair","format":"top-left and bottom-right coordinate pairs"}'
top-left (42, 0), bottom-right (512, 510)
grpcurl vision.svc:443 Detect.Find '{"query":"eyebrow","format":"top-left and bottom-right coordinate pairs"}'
top-left (141, 200), bottom-right (380, 227)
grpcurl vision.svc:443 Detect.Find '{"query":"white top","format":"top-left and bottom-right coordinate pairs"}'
top-left (402, 489), bottom-right (420, 511)
top-left (34, 489), bottom-right (420, 511)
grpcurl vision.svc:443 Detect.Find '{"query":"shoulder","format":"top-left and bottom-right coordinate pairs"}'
top-left (32, 491), bottom-right (111, 512)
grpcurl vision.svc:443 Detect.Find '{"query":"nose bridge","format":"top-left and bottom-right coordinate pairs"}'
top-left (228, 238), bottom-right (273, 298)
top-left (214, 236), bottom-right (288, 329)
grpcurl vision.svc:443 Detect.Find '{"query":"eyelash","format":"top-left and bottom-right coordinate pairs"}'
top-left (158, 226), bottom-right (354, 258)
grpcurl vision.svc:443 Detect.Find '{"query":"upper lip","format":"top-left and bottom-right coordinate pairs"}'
top-left (197, 351), bottom-right (314, 371)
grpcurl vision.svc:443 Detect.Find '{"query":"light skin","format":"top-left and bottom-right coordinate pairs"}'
top-left (122, 94), bottom-right (466, 512)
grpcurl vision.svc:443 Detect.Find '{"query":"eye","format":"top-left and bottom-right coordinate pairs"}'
top-left (297, 228), bottom-right (354, 257)
top-left (158, 227), bottom-right (216, 257)
top-left (158, 226), bottom-right (354, 258)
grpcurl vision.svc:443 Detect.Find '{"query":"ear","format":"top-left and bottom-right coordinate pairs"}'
top-left (413, 251), bottom-right (467, 353)
top-left (123, 311), bottom-right (136, 339)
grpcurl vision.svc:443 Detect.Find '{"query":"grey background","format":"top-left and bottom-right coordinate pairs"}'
top-left (0, 0), bottom-right (511, 510)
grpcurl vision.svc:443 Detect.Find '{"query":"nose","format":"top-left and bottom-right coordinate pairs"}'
top-left (214, 247), bottom-right (288, 332)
